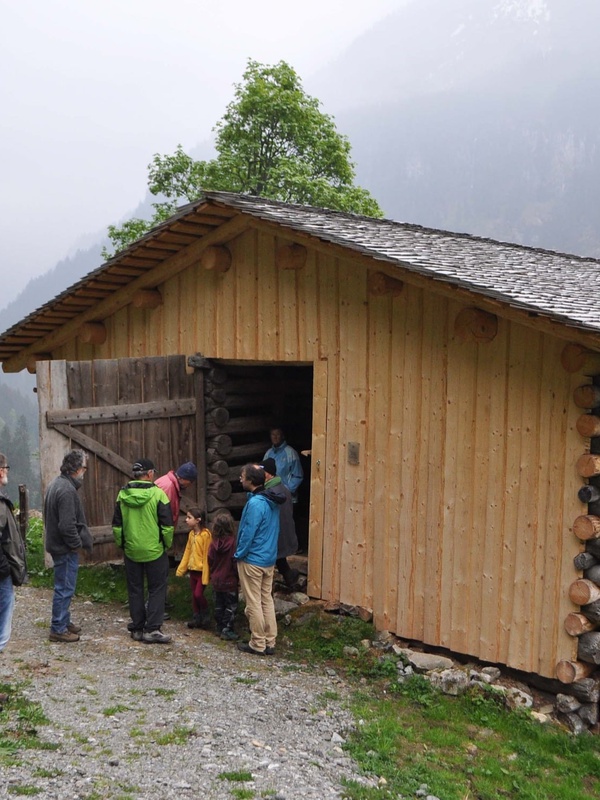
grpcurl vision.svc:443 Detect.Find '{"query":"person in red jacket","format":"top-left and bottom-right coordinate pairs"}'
top-left (154, 462), bottom-right (197, 529)
top-left (207, 512), bottom-right (239, 641)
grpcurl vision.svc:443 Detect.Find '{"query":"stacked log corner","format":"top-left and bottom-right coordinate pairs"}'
top-left (203, 365), bottom-right (271, 523)
top-left (559, 344), bottom-right (600, 729)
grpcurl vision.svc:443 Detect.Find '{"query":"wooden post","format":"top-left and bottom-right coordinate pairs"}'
top-left (78, 322), bottom-right (107, 345)
top-left (576, 414), bottom-right (600, 438)
top-left (276, 243), bottom-right (307, 270)
top-left (368, 271), bottom-right (404, 297)
top-left (577, 631), bottom-right (600, 664)
top-left (574, 384), bottom-right (600, 409)
top-left (556, 660), bottom-right (596, 683)
top-left (454, 307), bottom-right (498, 343)
top-left (573, 515), bottom-right (600, 541)
top-left (132, 289), bottom-right (163, 309)
top-left (565, 612), bottom-right (598, 637)
top-left (18, 485), bottom-right (28, 546)
top-left (561, 343), bottom-right (600, 375)
top-left (570, 578), bottom-right (600, 605)
top-left (576, 454), bottom-right (600, 478)
top-left (200, 245), bottom-right (231, 272)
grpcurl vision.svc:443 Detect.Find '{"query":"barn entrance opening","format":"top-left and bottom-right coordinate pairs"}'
top-left (201, 361), bottom-right (313, 581)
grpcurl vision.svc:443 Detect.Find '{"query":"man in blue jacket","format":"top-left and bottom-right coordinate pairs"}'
top-left (235, 463), bottom-right (284, 656)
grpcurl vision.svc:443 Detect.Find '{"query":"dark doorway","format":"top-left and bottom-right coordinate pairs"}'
top-left (202, 362), bottom-right (313, 553)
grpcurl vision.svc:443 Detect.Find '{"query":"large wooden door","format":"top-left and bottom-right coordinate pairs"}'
top-left (37, 356), bottom-right (205, 562)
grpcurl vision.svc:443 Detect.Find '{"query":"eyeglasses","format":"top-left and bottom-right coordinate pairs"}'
top-left (0, 465), bottom-right (10, 471)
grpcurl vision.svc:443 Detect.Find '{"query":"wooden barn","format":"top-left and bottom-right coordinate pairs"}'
top-left (2, 190), bottom-right (600, 682)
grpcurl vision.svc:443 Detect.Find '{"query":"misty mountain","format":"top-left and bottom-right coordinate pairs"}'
top-left (313, 0), bottom-right (600, 254)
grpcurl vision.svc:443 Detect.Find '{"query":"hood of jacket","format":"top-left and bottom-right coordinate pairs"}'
top-left (118, 481), bottom-right (158, 508)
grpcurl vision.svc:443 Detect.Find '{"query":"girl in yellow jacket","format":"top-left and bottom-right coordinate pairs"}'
top-left (176, 507), bottom-right (211, 628)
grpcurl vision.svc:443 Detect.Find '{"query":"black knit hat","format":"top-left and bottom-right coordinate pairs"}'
top-left (259, 458), bottom-right (277, 476)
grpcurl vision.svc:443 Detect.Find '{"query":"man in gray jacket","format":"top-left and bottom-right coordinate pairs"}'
top-left (44, 449), bottom-right (92, 643)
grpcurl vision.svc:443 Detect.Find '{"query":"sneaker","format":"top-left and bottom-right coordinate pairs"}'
top-left (130, 629), bottom-right (143, 641)
top-left (142, 630), bottom-right (172, 644)
top-left (49, 630), bottom-right (80, 643)
top-left (265, 646), bottom-right (276, 656)
top-left (220, 629), bottom-right (239, 641)
top-left (67, 622), bottom-right (82, 634)
top-left (236, 641), bottom-right (265, 656)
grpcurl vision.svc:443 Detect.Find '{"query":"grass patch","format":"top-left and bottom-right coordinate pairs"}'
top-left (7, 787), bottom-right (42, 796)
top-left (154, 726), bottom-right (195, 746)
top-left (218, 770), bottom-right (254, 782)
top-left (102, 704), bottom-right (131, 716)
top-left (0, 683), bottom-right (55, 764)
top-left (231, 791), bottom-right (254, 800)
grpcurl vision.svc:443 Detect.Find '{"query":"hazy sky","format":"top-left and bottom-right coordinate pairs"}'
top-left (0, 0), bottom-right (403, 307)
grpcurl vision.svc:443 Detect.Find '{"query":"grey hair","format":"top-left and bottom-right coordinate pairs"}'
top-left (60, 449), bottom-right (87, 475)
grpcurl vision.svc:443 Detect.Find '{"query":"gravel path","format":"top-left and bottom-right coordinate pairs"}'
top-left (1, 587), bottom-right (374, 799)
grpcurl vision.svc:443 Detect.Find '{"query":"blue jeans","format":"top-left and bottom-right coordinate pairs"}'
top-left (0, 574), bottom-right (15, 652)
top-left (51, 552), bottom-right (79, 634)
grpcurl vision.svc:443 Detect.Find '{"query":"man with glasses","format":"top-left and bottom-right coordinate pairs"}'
top-left (44, 449), bottom-right (93, 643)
top-left (0, 454), bottom-right (24, 656)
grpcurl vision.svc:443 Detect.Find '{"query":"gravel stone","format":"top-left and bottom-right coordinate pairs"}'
top-left (1, 587), bottom-right (367, 799)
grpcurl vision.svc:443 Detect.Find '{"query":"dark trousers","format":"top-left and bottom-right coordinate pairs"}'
top-left (124, 551), bottom-right (169, 632)
top-left (214, 590), bottom-right (238, 633)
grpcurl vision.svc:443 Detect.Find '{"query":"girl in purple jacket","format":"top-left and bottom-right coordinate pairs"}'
top-left (207, 512), bottom-right (239, 640)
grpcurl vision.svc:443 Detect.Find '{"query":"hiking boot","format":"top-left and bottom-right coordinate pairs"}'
top-left (237, 641), bottom-right (265, 656)
top-left (187, 616), bottom-right (203, 629)
top-left (130, 629), bottom-right (143, 641)
top-left (265, 646), bottom-right (276, 656)
top-left (67, 622), bottom-right (82, 634)
top-left (49, 630), bottom-right (80, 643)
top-left (220, 629), bottom-right (239, 641)
top-left (284, 569), bottom-right (300, 588)
top-left (142, 630), bottom-right (172, 644)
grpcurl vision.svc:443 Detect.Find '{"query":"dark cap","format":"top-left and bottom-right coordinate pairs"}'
top-left (176, 462), bottom-right (198, 481)
top-left (259, 458), bottom-right (277, 476)
top-left (132, 458), bottom-right (156, 473)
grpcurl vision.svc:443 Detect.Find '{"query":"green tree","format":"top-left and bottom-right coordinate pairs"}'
top-left (104, 60), bottom-right (383, 257)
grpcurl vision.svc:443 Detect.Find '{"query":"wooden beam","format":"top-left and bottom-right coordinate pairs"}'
top-left (454, 307), bottom-right (498, 343)
top-left (2, 214), bottom-right (249, 372)
top-left (51, 422), bottom-right (133, 477)
top-left (574, 384), bottom-right (600, 409)
top-left (78, 322), bottom-right (107, 345)
top-left (132, 289), bottom-right (163, 309)
top-left (561, 343), bottom-right (600, 375)
top-left (26, 353), bottom-right (52, 374)
top-left (47, 397), bottom-right (196, 426)
top-left (276, 242), bottom-right (307, 270)
top-left (367, 271), bottom-right (404, 297)
top-left (556, 659), bottom-right (595, 683)
top-left (200, 245), bottom-right (232, 272)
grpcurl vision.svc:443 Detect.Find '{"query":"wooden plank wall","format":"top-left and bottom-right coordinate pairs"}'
top-left (53, 227), bottom-right (583, 676)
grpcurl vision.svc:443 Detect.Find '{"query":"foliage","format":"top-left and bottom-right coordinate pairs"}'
top-left (0, 413), bottom-right (40, 508)
top-left (0, 682), bottom-right (55, 766)
top-left (104, 59), bottom-right (383, 257)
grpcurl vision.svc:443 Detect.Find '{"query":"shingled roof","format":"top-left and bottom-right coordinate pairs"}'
top-left (1, 190), bottom-right (600, 366)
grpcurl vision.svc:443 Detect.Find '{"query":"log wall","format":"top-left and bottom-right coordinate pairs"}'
top-left (53, 226), bottom-right (585, 677)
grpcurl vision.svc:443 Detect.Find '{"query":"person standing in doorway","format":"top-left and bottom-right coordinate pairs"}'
top-left (263, 426), bottom-right (303, 502)
top-left (259, 458), bottom-right (299, 588)
top-left (154, 462), bottom-right (198, 529)
top-left (113, 458), bottom-right (174, 644)
top-left (0, 453), bottom-right (25, 655)
top-left (44, 449), bottom-right (93, 643)
top-left (235, 464), bottom-right (284, 656)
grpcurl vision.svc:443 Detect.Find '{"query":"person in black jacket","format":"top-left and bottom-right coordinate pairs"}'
top-left (0, 452), bottom-right (23, 654)
top-left (44, 449), bottom-right (92, 643)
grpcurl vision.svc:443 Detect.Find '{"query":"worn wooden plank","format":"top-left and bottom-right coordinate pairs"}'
top-left (306, 359), bottom-right (326, 597)
top-left (46, 397), bottom-right (196, 425)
